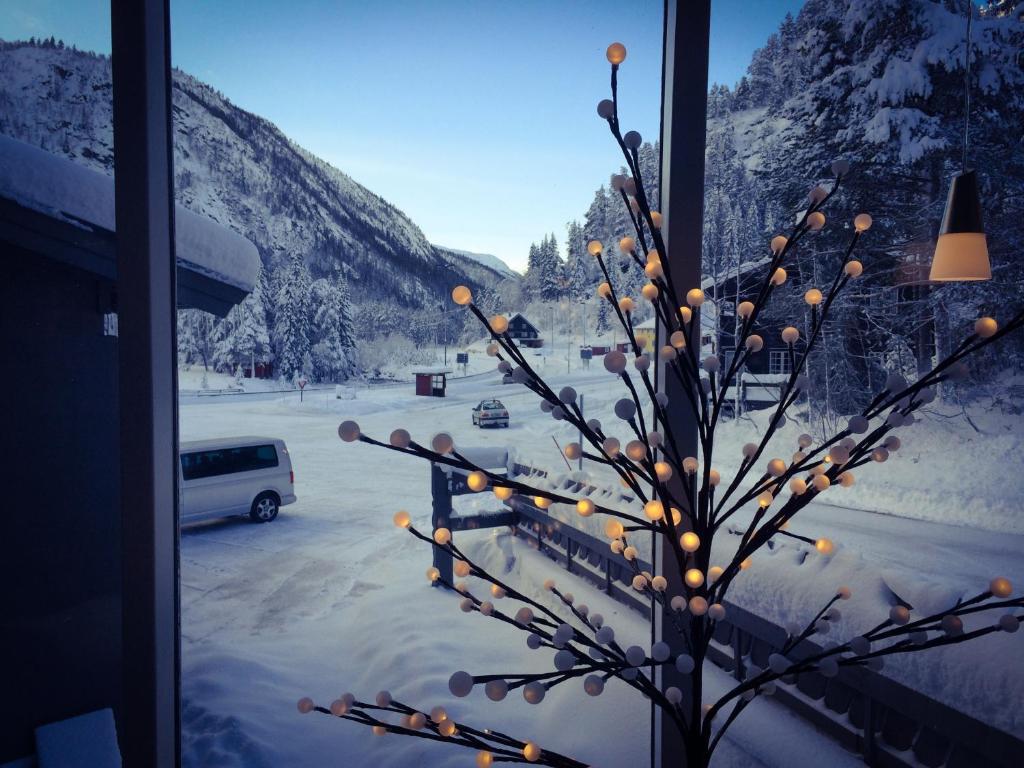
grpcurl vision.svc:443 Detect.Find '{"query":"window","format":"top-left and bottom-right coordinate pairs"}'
top-left (768, 349), bottom-right (790, 375)
top-left (180, 445), bottom-right (278, 480)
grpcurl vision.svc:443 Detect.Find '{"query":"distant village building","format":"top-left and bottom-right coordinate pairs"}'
top-left (703, 259), bottom-right (807, 411)
top-left (497, 313), bottom-right (544, 348)
top-left (414, 369), bottom-right (450, 397)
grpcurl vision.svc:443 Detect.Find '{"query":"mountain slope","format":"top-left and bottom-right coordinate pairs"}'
top-left (0, 39), bottom-right (505, 309)
top-left (433, 245), bottom-right (518, 278)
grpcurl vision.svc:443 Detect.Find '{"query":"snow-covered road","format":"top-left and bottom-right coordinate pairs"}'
top-left (178, 370), bottom-right (1024, 766)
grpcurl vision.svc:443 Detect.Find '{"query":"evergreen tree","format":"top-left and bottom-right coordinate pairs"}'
top-left (272, 253), bottom-right (312, 380)
top-left (564, 220), bottom-right (594, 300)
top-left (213, 265), bottom-right (271, 377)
top-left (309, 274), bottom-right (359, 382)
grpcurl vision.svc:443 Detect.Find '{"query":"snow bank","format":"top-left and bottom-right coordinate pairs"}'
top-left (0, 133), bottom-right (259, 292)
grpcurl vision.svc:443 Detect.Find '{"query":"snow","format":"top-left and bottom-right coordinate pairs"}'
top-left (0, 133), bottom-right (260, 292)
top-left (435, 245), bottom-right (519, 278)
top-left (179, 367), bottom-right (1024, 766)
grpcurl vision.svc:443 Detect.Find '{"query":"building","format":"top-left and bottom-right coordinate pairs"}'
top-left (0, 134), bottom-right (260, 763)
top-left (499, 312), bottom-right (543, 348)
top-left (414, 369), bottom-right (450, 397)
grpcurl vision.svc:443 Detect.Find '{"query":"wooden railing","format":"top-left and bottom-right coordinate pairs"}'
top-left (506, 494), bottom-right (1024, 768)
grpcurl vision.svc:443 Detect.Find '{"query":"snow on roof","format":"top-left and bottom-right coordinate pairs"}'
top-left (701, 256), bottom-right (772, 292)
top-left (0, 134), bottom-right (259, 293)
top-left (634, 317), bottom-right (657, 330)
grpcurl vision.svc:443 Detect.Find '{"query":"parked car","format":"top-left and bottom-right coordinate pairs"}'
top-left (179, 436), bottom-right (296, 524)
top-left (472, 399), bottom-right (509, 428)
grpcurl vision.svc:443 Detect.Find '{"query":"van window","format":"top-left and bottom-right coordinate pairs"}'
top-left (181, 444), bottom-right (279, 480)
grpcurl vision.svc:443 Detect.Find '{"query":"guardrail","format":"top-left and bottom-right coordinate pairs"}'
top-left (504, 494), bottom-right (1023, 768)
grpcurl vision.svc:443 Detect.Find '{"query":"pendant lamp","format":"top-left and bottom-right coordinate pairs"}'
top-left (930, 4), bottom-right (991, 282)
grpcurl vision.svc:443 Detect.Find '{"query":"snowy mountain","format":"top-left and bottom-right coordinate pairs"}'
top-left (434, 245), bottom-right (519, 278)
top-left (0, 39), bottom-right (503, 312)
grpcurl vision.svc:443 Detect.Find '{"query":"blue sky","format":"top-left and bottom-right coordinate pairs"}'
top-left (1, 0), bottom-right (802, 271)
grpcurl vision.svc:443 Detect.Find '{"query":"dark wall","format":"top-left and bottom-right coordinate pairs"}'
top-left (0, 249), bottom-right (122, 761)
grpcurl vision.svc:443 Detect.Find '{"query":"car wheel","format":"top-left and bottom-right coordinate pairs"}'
top-left (250, 492), bottom-right (279, 523)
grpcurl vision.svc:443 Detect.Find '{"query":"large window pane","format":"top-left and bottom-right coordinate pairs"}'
top-left (0, 3), bottom-right (122, 763)
top-left (170, 2), bottom-right (664, 765)
top-left (705, 0), bottom-right (1024, 747)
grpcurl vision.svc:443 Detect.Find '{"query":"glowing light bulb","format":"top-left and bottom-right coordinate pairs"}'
top-left (745, 334), bottom-right (764, 353)
top-left (618, 296), bottom-right (636, 313)
top-left (642, 283), bottom-right (659, 301)
top-left (737, 300), bottom-right (755, 318)
top-left (804, 288), bottom-right (823, 306)
top-left (807, 211), bottom-right (826, 231)
top-left (845, 260), bottom-right (863, 277)
top-left (975, 317), bottom-right (998, 338)
top-left (426, 567), bottom-right (441, 582)
top-left (771, 267), bottom-right (787, 286)
top-left (681, 531), bottom-right (700, 553)
top-left (393, 510), bottom-right (411, 528)
top-left (597, 281), bottom-right (612, 299)
top-left (619, 236), bottom-right (636, 253)
top-left (854, 213), bottom-right (873, 232)
top-left (467, 471), bottom-right (488, 492)
top-left (439, 719), bottom-right (457, 737)
top-left (654, 461), bottom-right (673, 481)
top-left (451, 285), bottom-right (473, 306)
top-left (781, 326), bottom-right (799, 344)
top-left (534, 496), bottom-right (552, 509)
top-left (576, 498), bottom-right (595, 517)
top-left (686, 288), bottom-right (705, 308)
top-left (523, 741), bottom-right (542, 762)
top-left (757, 491), bottom-right (774, 507)
top-left (588, 239), bottom-right (604, 256)
top-left (651, 211), bottom-right (663, 228)
top-left (644, 500), bottom-right (665, 520)
top-left (605, 519), bottom-right (624, 539)
top-left (433, 527), bottom-right (452, 546)
top-left (683, 456), bottom-right (698, 474)
top-left (606, 42), bottom-right (627, 65)
top-left (771, 235), bottom-right (788, 253)
top-left (689, 596), bottom-right (708, 615)
top-left (477, 751), bottom-right (494, 768)
top-left (815, 538), bottom-right (835, 555)
top-left (685, 568), bottom-right (704, 588)
top-left (679, 306), bottom-right (693, 323)
top-left (494, 486), bottom-right (513, 501)
top-left (990, 577), bottom-right (1013, 598)
top-left (490, 315), bottom-right (509, 334)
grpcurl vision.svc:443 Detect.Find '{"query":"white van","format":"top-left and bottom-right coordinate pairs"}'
top-left (179, 437), bottom-right (296, 524)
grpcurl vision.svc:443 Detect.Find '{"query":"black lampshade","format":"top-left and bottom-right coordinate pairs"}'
top-left (930, 170), bottom-right (991, 281)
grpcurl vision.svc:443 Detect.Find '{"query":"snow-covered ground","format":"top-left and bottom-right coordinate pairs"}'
top-left (180, 368), bottom-right (1024, 766)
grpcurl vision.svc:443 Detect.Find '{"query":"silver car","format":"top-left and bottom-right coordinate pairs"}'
top-left (179, 436), bottom-right (297, 524)
top-left (472, 399), bottom-right (509, 428)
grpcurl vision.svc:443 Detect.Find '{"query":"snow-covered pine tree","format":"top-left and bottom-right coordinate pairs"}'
top-left (564, 220), bottom-right (596, 300)
top-left (213, 265), bottom-right (272, 378)
top-left (538, 233), bottom-right (565, 301)
top-left (309, 275), bottom-right (360, 382)
top-left (272, 253), bottom-right (313, 380)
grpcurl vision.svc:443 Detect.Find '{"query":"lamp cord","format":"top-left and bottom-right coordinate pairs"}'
top-left (962, 3), bottom-right (972, 174)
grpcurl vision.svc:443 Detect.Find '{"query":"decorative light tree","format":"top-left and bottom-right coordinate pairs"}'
top-left (307, 43), bottom-right (1024, 768)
